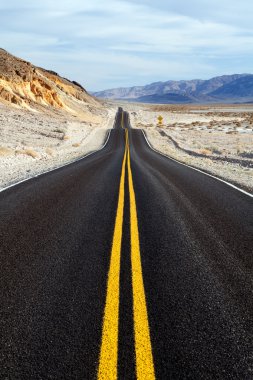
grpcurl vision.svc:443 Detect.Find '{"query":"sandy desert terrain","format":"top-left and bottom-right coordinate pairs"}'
top-left (121, 102), bottom-right (253, 192)
top-left (0, 102), bottom-right (116, 189)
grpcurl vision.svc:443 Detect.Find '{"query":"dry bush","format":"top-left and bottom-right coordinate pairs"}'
top-left (26, 149), bottom-right (39, 158)
top-left (63, 135), bottom-right (70, 140)
top-left (72, 143), bottom-right (80, 147)
top-left (199, 148), bottom-right (212, 155)
top-left (211, 147), bottom-right (222, 155)
top-left (16, 149), bottom-right (39, 158)
top-left (0, 147), bottom-right (14, 156)
top-left (45, 147), bottom-right (54, 156)
top-left (53, 128), bottom-right (65, 133)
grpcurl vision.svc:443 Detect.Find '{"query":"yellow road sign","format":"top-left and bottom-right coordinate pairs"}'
top-left (157, 115), bottom-right (163, 125)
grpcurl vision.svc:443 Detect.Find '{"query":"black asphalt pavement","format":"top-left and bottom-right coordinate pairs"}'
top-left (0, 108), bottom-right (253, 379)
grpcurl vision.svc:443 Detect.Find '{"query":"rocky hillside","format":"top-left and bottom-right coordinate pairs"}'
top-left (93, 74), bottom-right (253, 103)
top-left (0, 48), bottom-right (103, 119)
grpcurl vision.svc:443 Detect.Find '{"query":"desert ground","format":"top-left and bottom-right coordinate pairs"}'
top-left (120, 102), bottom-right (253, 192)
top-left (0, 102), bottom-right (116, 189)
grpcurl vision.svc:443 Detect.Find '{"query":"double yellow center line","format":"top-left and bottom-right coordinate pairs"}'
top-left (121, 111), bottom-right (124, 129)
top-left (98, 130), bottom-right (155, 379)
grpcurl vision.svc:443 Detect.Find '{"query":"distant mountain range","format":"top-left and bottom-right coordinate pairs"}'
top-left (93, 74), bottom-right (253, 104)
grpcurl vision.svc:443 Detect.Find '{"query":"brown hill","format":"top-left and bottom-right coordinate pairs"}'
top-left (0, 48), bottom-right (102, 118)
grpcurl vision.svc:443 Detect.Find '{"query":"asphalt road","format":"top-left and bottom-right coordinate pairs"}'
top-left (0, 108), bottom-right (253, 379)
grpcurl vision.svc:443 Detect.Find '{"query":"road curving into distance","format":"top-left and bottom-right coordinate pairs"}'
top-left (0, 108), bottom-right (253, 379)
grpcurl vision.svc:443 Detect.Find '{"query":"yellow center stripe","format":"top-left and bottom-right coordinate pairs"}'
top-left (121, 111), bottom-right (124, 129)
top-left (97, 131), bottom-right (128, 380)
top-left (98, 128), bottom-right (155, 379)
top-left (127, 130), bottom-right (155, 380)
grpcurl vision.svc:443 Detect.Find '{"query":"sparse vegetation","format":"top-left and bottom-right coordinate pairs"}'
top-left (53, 128), bottom-right (65, 133)
top-left (0, 147), bottom-right (14, 156)
top-left (45, 147), bottom-right (54, 156)
top-left (16, 149), bottom-right (39, 158)
top-left (208, 146), bottom-right (223, 155)
top-left (199, 149), bottom-right (212, 155)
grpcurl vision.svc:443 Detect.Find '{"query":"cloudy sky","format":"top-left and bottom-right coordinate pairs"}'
top-left (0, 0), bottom-right (252, 90)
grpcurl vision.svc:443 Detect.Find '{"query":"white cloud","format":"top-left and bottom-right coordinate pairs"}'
top-left (0, 0), bottom-right (252, 90)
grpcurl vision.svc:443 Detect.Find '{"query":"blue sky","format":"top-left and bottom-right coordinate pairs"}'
top-left (0, 0), bottom-right (252, 90)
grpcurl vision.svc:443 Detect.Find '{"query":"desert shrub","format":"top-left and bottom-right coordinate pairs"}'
top-left (16, 149), bottom-right (39, 158)
top-left (200, 148), bottom-right (212, 155)
top-left (53, 128), bottom-right (64, 133)
top-left (0, 147), bottom-right (14, 156)
top-left (25, 149), bottom-right (39, 158)
top-left (45, 147), bottom-right (54, 156)
top-left (207, 146), bottom-right (222, 155)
